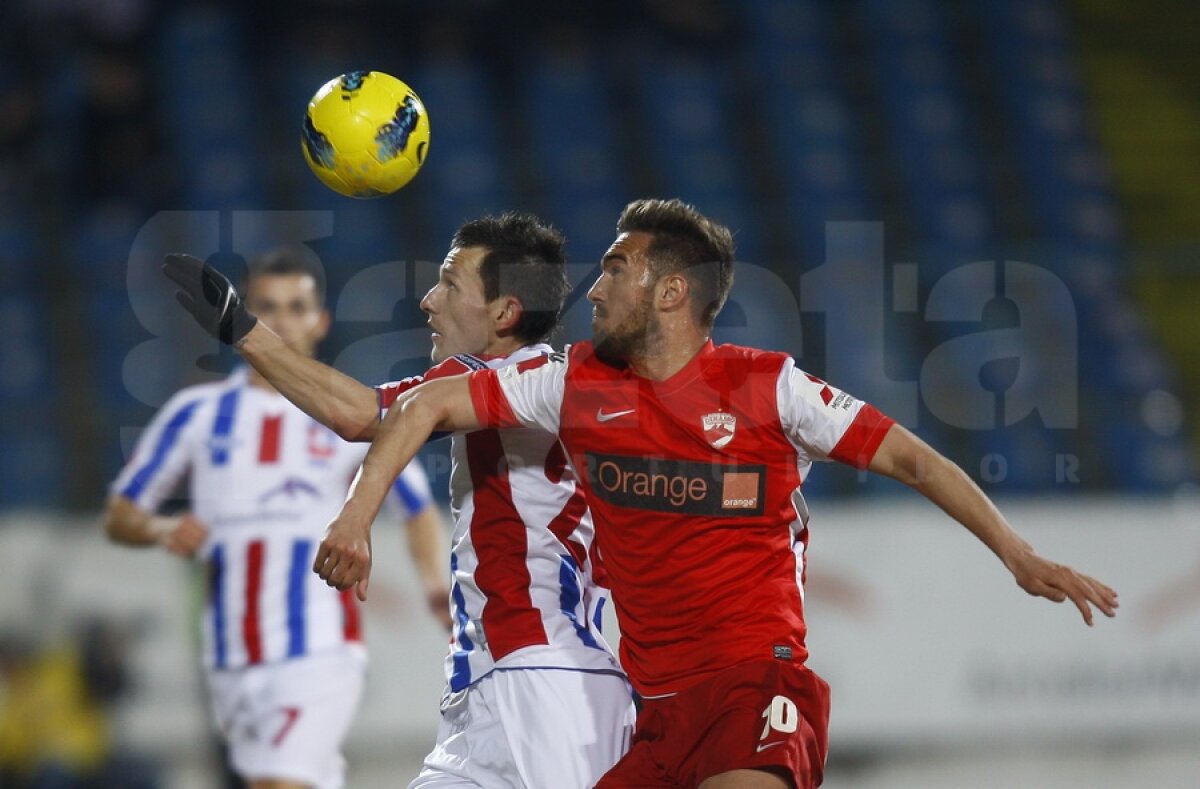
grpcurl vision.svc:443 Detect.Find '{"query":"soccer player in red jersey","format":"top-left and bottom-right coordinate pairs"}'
top-left (313, 199), bottom-right (1120, 789)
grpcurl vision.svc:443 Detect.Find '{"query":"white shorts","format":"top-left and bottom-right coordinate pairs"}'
top-left (206, 647), bottom-right (366, 789)
top-left (410, 667), bottom-right (636, 789)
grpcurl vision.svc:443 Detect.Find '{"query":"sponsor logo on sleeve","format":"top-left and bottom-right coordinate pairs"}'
top-left (805, 373), bottom-right (835, 405)
top-left (805, 373), bottom-right (857, 410)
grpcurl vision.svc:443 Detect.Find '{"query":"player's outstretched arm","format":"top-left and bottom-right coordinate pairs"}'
top-left (163, 253), bottom-right (379, 441)
top-left (236, 321), bottom-right (379, 441)
top-left (868, 424), bottom-right (1119, 626)
top-left (313, 375), bottom-right (481, 600)
top-left (103, 495), bottom-right (208, 557)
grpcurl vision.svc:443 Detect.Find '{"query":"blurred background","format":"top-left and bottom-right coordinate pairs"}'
top-left (1, 0), bottom-right (1197, 787)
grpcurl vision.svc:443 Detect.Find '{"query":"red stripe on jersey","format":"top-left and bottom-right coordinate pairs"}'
top-left (376, 357), bottom-right (477, 413)
top-left (828, 405), bottom-right (895, 469)
top-left (468, 370), bottom-right (521, 429)
top-left (516, 354), bottom-right (553, 373)
top-left (243, 540), bottom-right (265, 664)
top-left (589, 542), bottom-right (610, 589)
top-left (339, 589), bottom-right (363, 642)
top-left (466, 429), bottom-right (547, 657)
top-left (545, 442), bottom-right (588, 566)
top-left (258, 415), bottom-right (282, 463)
top-left (547, 489), bottom-right (588, 568)
top-left (377, 377), bottom-right (422, 411)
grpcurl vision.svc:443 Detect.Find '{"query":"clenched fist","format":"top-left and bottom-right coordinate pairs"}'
top-left (313, 515), bottom-right (373, 601)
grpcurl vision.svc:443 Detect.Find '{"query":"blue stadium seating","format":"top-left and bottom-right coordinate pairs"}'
top-left (629, 42), bottom-right (765, 266)
top-left (0, 206), bottom-right (64, 506)
top-left (855, 0), bottom-right (1096, 491)
top-left (519, 42), bottom-right (628, 344)
top-left (10, 1), bottom-right (1194, 509)
top-left (971, 0), bottom-right (1194, 489)
top-left (406, 57), bottom-right (516, 252)
top-left (159, 5), bottom-right (266, 210)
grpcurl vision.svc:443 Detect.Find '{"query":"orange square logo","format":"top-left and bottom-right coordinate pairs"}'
top-left (722, 472), bottom-right (759, 509)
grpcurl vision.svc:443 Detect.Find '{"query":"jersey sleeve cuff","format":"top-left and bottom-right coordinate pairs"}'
top-left (828, 404), bottom-right (895, 469)
top-left (468, 370), bottom-right (521, 429)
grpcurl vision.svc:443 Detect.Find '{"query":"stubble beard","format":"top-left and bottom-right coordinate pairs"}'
top-left (592, 293), bottom-right (656, 366)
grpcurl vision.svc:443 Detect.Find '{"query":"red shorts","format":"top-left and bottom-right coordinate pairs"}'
top-left (595, 659), bottom-right (831, 788)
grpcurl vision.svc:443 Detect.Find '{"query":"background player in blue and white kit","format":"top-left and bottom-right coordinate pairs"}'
top-left (105, 248), bottom-right (448, 789)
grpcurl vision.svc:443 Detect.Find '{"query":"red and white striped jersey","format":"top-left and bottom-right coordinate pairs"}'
top-left (111, 368), bottom-right (433, 670)
top-left (468, 340), bottom-right (895, 697)
top-left (377, 345), bottom-right (621, 692)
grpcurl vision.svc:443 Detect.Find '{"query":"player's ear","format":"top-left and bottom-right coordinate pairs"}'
top-left (315, 308), bottom-right (332, 340)
top-left (658, 272), bottom-right (689, 314)
top-left (492, 296), bottom-right (523, 335)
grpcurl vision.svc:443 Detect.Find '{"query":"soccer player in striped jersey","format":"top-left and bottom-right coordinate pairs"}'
top-left (162, 214), bottom-right (635, 788)
top-left (106, 249), bottom-right (448, 789)
top-left (313, 199), bottom-right (1120, 789)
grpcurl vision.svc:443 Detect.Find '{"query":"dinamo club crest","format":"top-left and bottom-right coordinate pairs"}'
top-left (702, 412), bottom-right (736, 449)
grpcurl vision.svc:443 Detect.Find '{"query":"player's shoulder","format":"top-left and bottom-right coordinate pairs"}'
top-left (512, 344), bottom-right (567, 373)
top-left (423, 353), bottom-right (489, 381)
top-left (156, 376), bottom-right (235, 418)
top-left (428, 345), bottom-right (566, 381)
top-left (554, 341), bottom-right (625, 383)
top-left (709, 342), bottom-right (792, 375)
top-left (564, 341), bottom-right (617, 371)
top-left (480, 344), bottom-right (569, 377)
top-left (565, 341), bottom-right (592, 364)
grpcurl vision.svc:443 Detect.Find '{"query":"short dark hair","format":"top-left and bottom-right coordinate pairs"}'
top-left (616, 198), bottom-right (735, 328)
top-left (451, 213), bottom-right (569, 345)
top-left (246, 245), bottom-right (327, 304)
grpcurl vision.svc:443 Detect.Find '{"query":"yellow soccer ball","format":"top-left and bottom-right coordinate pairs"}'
top-left (301, 71), bottom-right (430, 198)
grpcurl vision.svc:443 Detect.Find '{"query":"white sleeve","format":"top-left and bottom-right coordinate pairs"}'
top-left (109, 390), bottom-right (206, 511)
top-left (777, 357), bottom-right (893, 467)
top-left (473, 353), bottom-right (568, 434)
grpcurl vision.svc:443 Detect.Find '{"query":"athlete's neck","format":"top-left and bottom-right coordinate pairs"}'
top-left (482, 335), bottom-right (527, 359)
top-left (626, 325), bottom-right (709, 381)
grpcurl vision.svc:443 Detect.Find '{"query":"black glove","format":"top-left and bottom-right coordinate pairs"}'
top-left (162, 253), bottom-right (258, 345)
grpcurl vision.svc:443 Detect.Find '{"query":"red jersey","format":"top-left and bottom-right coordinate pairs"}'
top-left (469, 340), bottom-right (893, 696)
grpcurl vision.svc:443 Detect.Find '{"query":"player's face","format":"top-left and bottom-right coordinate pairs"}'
top-left (244, 274), bottom-right (329, 357)
top-left (420, 245), bottom-right (491, 363)
top-left (588, 231), bottom-right (657, 363)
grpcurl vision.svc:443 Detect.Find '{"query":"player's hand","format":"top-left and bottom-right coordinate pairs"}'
top-left (159, 513), bottom-right (208, 557)
top-left (1006, 549), bottom-right (1119, 626)
top-left (314, 516), bottom-right (372, 601)
top-left (162, 253), bottom-right (258, 345)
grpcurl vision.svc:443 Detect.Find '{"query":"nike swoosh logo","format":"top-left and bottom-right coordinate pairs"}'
top-left (756, 741), bottom-right (785, 753)
top-left (596, 408), bottom-right (635, 423)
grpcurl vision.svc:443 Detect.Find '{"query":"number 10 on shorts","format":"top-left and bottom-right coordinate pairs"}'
top-left (759, 695), bottom-right (799, 742)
